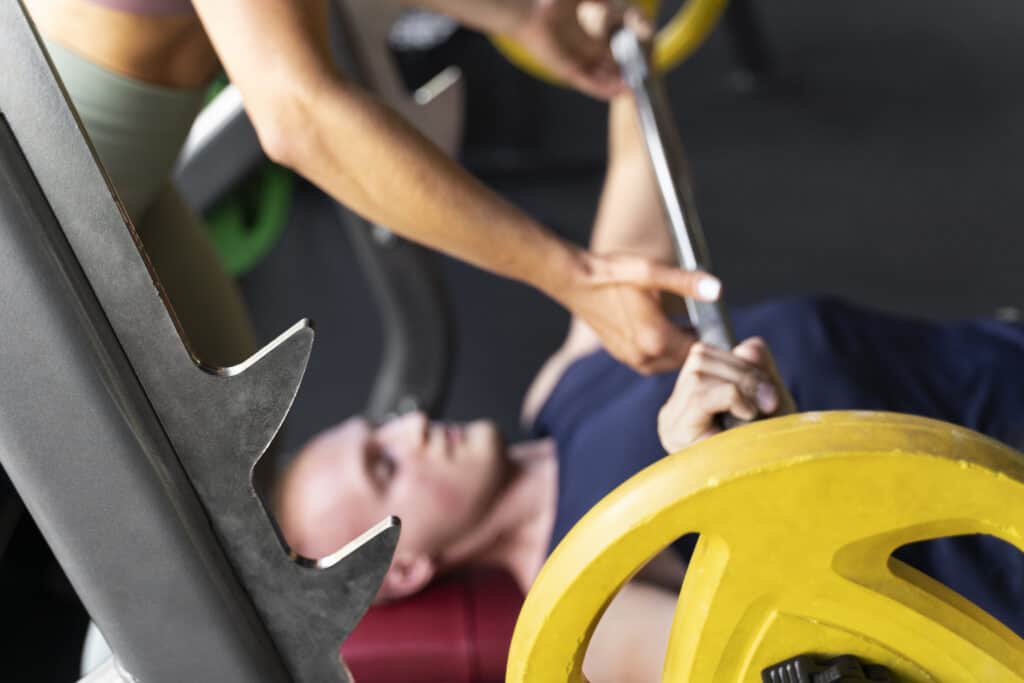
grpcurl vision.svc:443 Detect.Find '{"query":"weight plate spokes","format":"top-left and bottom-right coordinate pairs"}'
top-left (508, 411), bottom-right (1024, 682)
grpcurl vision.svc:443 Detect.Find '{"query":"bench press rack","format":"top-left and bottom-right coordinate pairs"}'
top-left (0, 2), bottom-right (398, 680)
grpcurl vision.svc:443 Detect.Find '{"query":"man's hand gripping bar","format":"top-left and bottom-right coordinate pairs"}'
top-left (611, 25), bottom-right (746, 430)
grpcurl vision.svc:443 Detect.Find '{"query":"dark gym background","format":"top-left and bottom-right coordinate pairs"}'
top-left (2, 0), bottom-right (1023, 679)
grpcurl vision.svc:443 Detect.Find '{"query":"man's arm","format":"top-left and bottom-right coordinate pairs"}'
top-left (583, 581), bottom-right (679, 683)
top-left (521, 94), bottom-right (692, 422)
top-left (590, 95), bottom-right (677, 262)
top-left (561, 93), bottom-right (689, 351)
top-left (191, 0), bottom-right (718, 376)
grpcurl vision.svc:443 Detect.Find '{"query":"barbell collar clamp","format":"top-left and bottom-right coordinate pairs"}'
top-left (762, 654), bottom-right (895, 683)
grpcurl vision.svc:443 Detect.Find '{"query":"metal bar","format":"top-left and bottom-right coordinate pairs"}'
top-left (612, 27), bottom-right (749, 430)
top-left (1, 3), bottom-right (398, 681)
top-left (0, 113), bottom-right (290, 683)
top-left (611, 27), bottom-right (736, 352)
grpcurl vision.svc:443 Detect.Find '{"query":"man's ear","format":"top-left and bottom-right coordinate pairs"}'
top-left (376, 553), bottom-right (436, 602)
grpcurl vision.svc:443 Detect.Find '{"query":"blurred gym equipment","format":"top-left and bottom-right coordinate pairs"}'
top-left (0, 3), bottom-right (395, 681)
top-left (328, 0), bottom-right (461, 422)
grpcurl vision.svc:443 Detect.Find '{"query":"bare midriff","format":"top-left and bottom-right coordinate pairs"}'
top-left (25, 0), bottom-right (218, 89)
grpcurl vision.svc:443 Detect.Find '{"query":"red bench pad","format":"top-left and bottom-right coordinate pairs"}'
top-left (341, 568), bottom-right (524, 683)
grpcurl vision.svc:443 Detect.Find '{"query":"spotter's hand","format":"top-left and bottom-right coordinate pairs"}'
top-left (506, 0), bottom-right (654, 99)
top-left (657, 337), bottom-right (796, 452)
top-left (559, 251), bottom-right (722, 375)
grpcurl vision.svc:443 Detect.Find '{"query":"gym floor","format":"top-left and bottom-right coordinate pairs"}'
top-left (2, 0), bottom-right (1023, 680)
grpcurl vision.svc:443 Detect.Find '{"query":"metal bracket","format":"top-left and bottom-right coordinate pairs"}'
top-left (1, 3), bottom-right (398, 681)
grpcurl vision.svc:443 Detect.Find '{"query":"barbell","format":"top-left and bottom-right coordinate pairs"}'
top-left (507, 411), bottom-right (1024, 681)
top-left (491, 0), bottom-right (730, 86)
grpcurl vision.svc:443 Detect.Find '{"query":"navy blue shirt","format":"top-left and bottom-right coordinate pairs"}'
top-left (533, 297), bottom-right (1024, 634)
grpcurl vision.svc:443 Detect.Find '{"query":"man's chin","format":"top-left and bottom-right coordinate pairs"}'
top-left (466, 419), bottom-right (503, 454)
top-left (463, 420), bottom-right (513, 492)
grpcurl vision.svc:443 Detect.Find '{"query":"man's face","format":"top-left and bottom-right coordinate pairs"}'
top-left (276, 412), bottom-right (509, 566)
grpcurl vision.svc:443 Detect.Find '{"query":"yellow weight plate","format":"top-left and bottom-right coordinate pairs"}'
top-left (507, 412), bottom-right (1024, 682)
top-left (491, 0), bottom-right (729, 86)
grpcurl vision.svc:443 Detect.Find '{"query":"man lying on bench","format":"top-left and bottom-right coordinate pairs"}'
top-left (274, 96), bottom-right (1024, 682)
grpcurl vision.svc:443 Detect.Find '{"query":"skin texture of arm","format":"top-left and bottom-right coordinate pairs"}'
top-left (590, 96), bottom-right (676, 263)
top-left (521, 94), bottom-right (684, 423)
top-left (192, 0), bottom-right (583, 289)
top-left (193, 0), bottom-right (718, 376)
top-left (583, 581), bottom-right (680, 683)
top-left (32, 0), bottom-right (718, 375)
